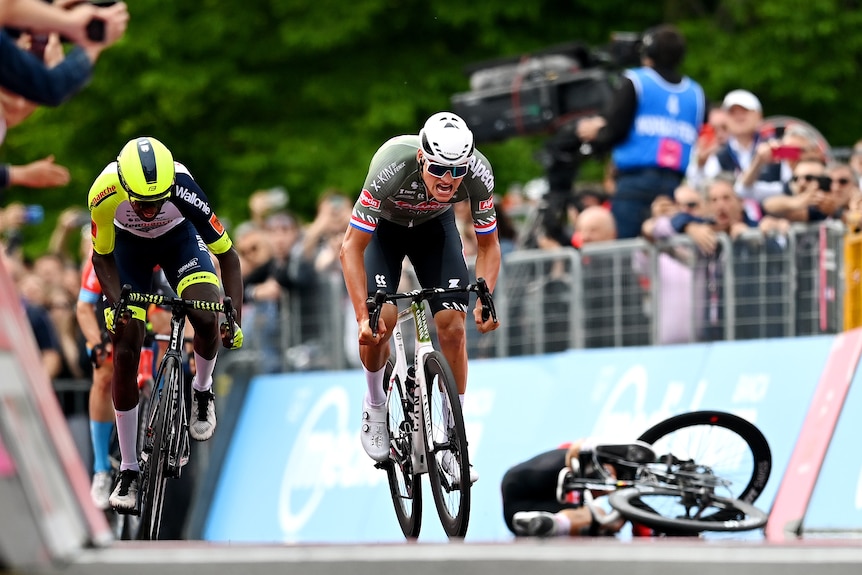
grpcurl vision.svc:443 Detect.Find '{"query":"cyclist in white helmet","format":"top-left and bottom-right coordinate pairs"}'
top-left (340, 112), bottom-right (501, 484)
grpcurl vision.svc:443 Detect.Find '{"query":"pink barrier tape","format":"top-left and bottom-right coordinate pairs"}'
top-left (0, 433), bottom-right (15, 477)
top-left (765, 328), bottom-right (862, 542)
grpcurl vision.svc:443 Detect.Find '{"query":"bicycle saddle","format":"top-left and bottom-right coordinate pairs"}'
top-left (578, 440), bottom-right (657, 481)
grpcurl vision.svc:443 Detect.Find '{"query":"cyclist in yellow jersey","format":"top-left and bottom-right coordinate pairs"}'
top-left (87, 136), bottom-right (243, 511)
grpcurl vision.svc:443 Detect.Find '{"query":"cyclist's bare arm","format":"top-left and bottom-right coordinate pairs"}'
top-left (340, 225), bottom-right (385, 344)
top-left (213, 246), bottom-right (244, 326)
top-left (474, 230), bottom-right (501, 333)
top-left (91, 251), bottom-right (122, 305)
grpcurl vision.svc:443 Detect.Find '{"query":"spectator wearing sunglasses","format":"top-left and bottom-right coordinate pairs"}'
top-left (341, 112), bottom-right (500, 483)
top-left (762, 157), bottom-right (845, 223)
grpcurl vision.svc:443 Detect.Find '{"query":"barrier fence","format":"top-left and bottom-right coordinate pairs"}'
top-left (229, 221), bottom-right (851, 374)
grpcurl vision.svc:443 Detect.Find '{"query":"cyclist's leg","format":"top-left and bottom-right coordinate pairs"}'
top-left (158, 224), bottom-right (222, 441)
top-left (109, 311), bottom-right (147, 510)
top-left (108, 231), bottom-right (158, 510)
top-left (358, 224), bottom-right (403, 462)
top-left (88, 354), bottom-right (114, 508)
top-left (408, 211), bottom-right (470, 395)
top-left (362, 222), bottom-right (405, 396)
top-left (503, 448), bottom-right (620, 537)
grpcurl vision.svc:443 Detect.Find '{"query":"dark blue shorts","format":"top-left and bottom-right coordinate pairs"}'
top-left (112, 220), bottom-right (218, 296)
top-left (364, 209), bottom-right (469, 314)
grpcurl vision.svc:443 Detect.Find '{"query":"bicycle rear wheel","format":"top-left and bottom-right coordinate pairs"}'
top-left (637, 410), bottom-right (772, 505)
top-left (609, 486), bottom-right (769, 533)
top-left (423, 351), bottom-right (471, 538)
top-left (382, 359), bottom-right (422, 539)
top-left (138, 356), bottom-right (180, 540)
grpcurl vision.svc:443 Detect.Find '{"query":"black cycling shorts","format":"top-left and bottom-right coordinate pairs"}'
top-left (500, 448), bottom-right (580, 534)
top-left (112, 221), bottom-right (217, 296)
top-left (364, 209), bottom-right (469, 315)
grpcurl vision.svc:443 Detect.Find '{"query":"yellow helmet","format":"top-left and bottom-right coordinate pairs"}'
top-left (116, 136), bottom-right (175, 201)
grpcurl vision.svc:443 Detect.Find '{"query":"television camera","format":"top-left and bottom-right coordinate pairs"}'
top-left (450, 33), bottom-right (643, 247)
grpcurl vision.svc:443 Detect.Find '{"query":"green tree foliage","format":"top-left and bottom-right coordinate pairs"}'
top-left (4, 0), bottom-right (862, 256)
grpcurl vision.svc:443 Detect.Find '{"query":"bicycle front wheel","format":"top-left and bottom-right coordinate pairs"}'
top-left (609, 486), bottom-right (769, 533)
top-left (383, 359), bottom-right (422, 539)
top-left (138, 356), bottom-right (180, 540)
top-left (637, 410), bottom-right (772, 505)
top-left (423, 351), bottom-right (471, 538)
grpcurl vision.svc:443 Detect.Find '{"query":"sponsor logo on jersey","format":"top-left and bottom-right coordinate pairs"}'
top-left (176, 186), bottom-right (212, 215)
top-left (370, 161), bottom-right (407, 192)
top-left (90, 185), bottom-right (117, 208)
top-left (469, 157), bottom-right (495, 192)
top-left (178, 257), bottom-right (200, 275)
top-left (388, 199), bottom-right (445, 212)
top-left (209, 213), bottom-right (225, 235)
top-left (478, 198), bottom-right (494, 211)
top-left (91, 222), bottom-right (97, 237)
top-left (359, 189), bottom-right (380, 210)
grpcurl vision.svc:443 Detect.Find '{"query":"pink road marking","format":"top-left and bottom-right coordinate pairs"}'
top-left (765, 328), bottom-right (862, 541)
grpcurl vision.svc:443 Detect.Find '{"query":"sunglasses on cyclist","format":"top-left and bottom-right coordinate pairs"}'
top-left (425, 161), bottom-right (469, 179)
top-left (131, 198), bottom-right (167, 208)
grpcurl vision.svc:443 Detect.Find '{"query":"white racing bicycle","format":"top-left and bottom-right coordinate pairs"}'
top-left (366, 278), bottom-right (497, 539)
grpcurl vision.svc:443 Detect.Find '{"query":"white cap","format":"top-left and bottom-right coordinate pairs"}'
top-left (722, 89), bottom-right (762, 113)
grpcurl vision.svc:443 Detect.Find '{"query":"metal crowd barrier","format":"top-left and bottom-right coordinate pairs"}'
top-left (227, 221), bottom-right (848, 375)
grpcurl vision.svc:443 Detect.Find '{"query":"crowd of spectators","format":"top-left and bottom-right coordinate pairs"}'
top-left (3, 6), bottom-right (862, 380)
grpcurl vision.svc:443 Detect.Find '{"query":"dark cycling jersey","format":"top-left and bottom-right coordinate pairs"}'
top-left (349, 135), bottom-right (498, 234)
top-left (88, 161), bottom-right (232, 257)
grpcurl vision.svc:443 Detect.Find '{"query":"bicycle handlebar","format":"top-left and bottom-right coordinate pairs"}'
top-left (366, 278), bottom-right (498, 336)
top-left (115, 284), bottom-right (236, 343)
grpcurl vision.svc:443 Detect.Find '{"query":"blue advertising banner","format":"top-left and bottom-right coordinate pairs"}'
top-left (204, 336), bottom-right (835, 543)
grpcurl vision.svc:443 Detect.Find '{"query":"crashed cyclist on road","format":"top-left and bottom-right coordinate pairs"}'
top-left (340, 112), bottom-right (501, 484)
top-left (88, 136), bottom-right (243, 512)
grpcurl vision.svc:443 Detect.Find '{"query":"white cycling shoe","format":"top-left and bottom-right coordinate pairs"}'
top-left (440, 450), bottom-right (479, 487)
top-left (360, 398), bottom-right (389, 462)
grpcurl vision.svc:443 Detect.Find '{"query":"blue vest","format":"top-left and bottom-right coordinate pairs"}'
top-left (612, 67), bottom-right (705, 173)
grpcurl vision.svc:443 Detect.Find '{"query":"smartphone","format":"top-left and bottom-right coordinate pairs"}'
top-left (699, 123), bottom-right (716, 147)
top-left (772, 145), bottom-right (802, 161)
top-left (85, 18), bottom-right (105, 42)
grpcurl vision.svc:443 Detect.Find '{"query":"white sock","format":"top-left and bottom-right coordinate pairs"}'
top-left (115, 405), bottom-right (140, 472)
top-left (441, 394), bottom-right (466, 429)
top-left (193, 351), bottom-right (217, 392)
top-left (554, 513), bottom-right (572, 536)
top-left (365, 365), bottom-right (386, 406)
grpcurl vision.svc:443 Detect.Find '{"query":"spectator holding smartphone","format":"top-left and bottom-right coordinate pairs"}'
top-left (762, 157), bottom-right (839, 222)
top-left (0, 0), bottom-right (129, 107)
top-left (736, 122), bottom-right (823, 204)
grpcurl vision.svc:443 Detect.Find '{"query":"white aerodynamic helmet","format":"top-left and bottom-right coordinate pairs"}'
top-left (419, 112), bottom-right (475, 166)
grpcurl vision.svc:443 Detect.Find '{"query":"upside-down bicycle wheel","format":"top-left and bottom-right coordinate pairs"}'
top-left (382, 359), bottom-right (422, 539)
top-left (424, 351), bottom-right (471, 538)
top-left (637, 410), bottom-right (772, 505)
top-left (608, 486), bottom-right (769, 533)
top-left (138, 355), bottom-right (180, 540)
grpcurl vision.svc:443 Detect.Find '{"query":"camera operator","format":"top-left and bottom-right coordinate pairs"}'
top-left (576, 24), bottom-right (706, 239)
top-left (0, 0), bottom-right (128, 107)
